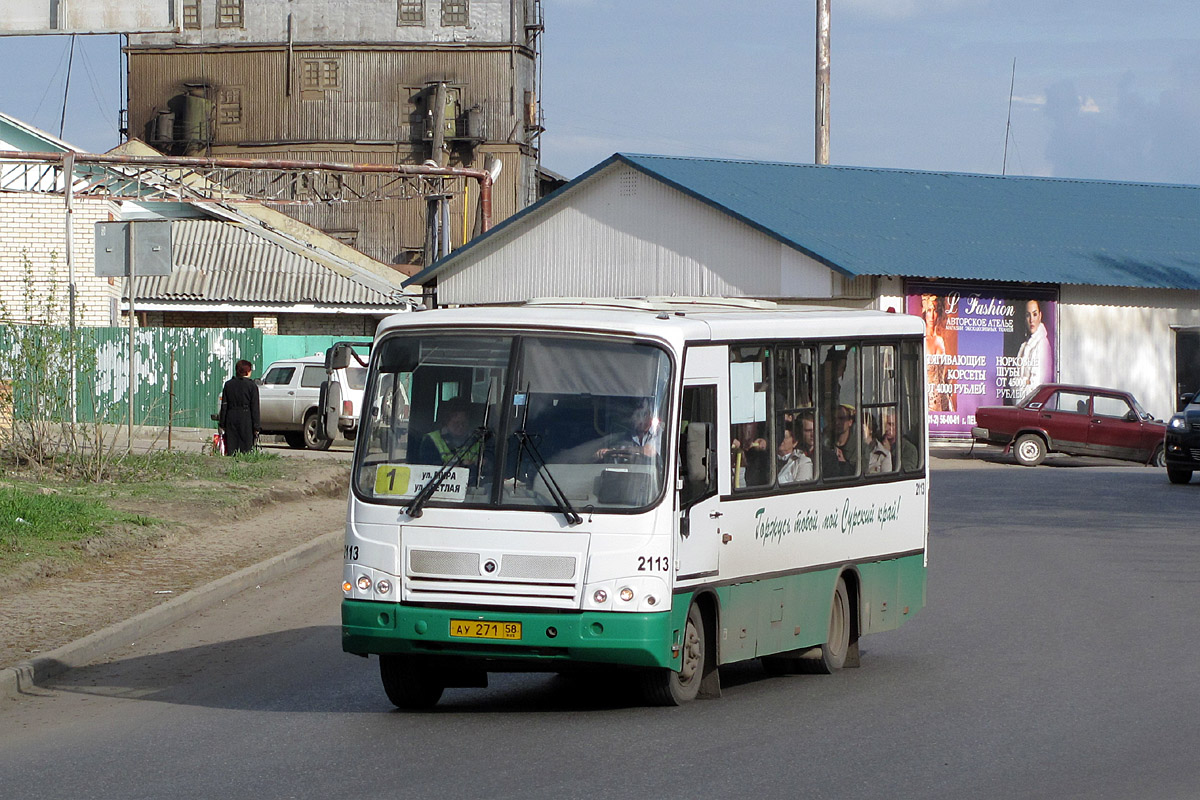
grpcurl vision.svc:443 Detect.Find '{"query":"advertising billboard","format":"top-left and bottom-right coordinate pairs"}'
top-left (906, 282), bottom-right (1058, 438)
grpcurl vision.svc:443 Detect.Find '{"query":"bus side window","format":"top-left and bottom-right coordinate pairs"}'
top-left (730, 347), bottom-right (773, 490)
top-left (899, 339), bottom-right (926, 472)
top-left (679, 385), bottom-right (717, 507)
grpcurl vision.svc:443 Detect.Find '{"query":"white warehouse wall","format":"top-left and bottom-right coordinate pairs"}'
top-left (439, 163), bottom-right (839, 305)
top-left (1058, 284), bottom-right (1200, 420)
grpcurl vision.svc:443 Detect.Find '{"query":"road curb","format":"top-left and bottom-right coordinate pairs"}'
top-left (1, 530), bottom-right (342, 702)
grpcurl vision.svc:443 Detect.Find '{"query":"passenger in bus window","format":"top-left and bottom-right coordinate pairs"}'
top-left (830, 404), bottom-right (858, 476)
top-left (883, 409), bottom-right (915, 472)
top-left (731, 421), bottom-right (770, 488)
top-left (863, 411), bottom-right (892, 474)
top-left (776, 420), bottom-right (814, 484)
top-left (796, 412), bottom-right (817, 464)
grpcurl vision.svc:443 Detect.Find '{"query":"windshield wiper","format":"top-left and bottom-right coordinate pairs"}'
top-left (513, 430), bottom-right (583, 526)
top-left (405, 426), bottom-right (492, 519)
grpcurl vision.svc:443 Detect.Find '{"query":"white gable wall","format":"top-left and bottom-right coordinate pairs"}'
top-left (438, 163), bottom-right (839, 305)
top-left (1059, 284), bottom-right (1200, 419)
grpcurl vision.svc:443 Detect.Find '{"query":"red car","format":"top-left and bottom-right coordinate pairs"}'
top-left (972, 384), bottom-right (1166, 467)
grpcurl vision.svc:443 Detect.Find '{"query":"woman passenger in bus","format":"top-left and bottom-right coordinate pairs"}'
top-left (863, 411), bottom-right (892, 475)
top-left (776, 420), bottom-right (813, 484)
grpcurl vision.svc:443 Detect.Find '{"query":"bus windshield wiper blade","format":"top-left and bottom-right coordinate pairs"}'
top-left (405, 427), bottom-right (491, 518)
top-left (514, 430), bottom-right (582, 525)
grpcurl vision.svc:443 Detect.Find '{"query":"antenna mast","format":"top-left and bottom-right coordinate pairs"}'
top-left (1002, 58), bottom-right (1016, 175)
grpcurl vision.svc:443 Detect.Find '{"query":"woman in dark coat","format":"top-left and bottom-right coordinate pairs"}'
top-left (220, 359), bottom-right (261, 455)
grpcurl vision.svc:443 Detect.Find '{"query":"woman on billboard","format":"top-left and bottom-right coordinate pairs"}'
top-left (1017, 299), bottom-right (1053, 397)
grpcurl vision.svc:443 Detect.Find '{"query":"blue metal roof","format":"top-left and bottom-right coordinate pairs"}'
top-left (408, 153), bottom-right (1200, 290)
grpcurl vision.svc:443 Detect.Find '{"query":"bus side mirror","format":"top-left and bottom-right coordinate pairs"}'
top-left (320, 379), bottom-right (342, 441)
top-left (686, 422), bottom-right (712, 485)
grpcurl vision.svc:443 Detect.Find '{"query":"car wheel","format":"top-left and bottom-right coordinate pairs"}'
top-left (283, 431), bottom-right (306, 449)
top-left (1150, 444), bottom-right (1166, 468)
top-left (1013, 434), bottom-right (1046, 467)
top-left (302, 412), bottom-right (333, 451)
top-left (1167, 467), bottom-right (1193, 485)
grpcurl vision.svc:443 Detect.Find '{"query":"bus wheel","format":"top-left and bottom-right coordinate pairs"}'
top-left (795, 577), bottom-right (852, 675)
top-left (379, 655), bottom-right (444, 710)
top-left (641, 602), bottom-right (706, 706)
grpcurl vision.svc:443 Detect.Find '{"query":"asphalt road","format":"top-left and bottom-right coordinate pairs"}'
top-left (2, 455), bottom-right (1197, 799)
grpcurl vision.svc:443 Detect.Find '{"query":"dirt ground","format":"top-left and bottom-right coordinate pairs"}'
top-left (0, 458), bottom-right (351, 669)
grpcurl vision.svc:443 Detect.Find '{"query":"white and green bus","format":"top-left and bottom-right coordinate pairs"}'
top-left (339, 298), bottom-right (928, 707)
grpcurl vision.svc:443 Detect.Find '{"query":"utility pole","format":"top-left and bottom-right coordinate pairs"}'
top-left (816, 0), bottom-right (831, 165)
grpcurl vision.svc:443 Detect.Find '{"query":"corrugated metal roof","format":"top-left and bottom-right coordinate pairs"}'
top-left (409, 153), bottom-right (1200, 291)
top-left (135, 219), bottom-right (404, 305)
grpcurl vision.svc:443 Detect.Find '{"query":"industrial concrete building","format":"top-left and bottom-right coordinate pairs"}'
top-left (126, 0), bottom-right (546, 275)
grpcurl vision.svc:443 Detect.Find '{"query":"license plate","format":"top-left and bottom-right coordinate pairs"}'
top-left (449, 619), bottom-right (522, 640)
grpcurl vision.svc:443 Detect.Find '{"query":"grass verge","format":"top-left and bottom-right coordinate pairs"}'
top-left (0, 449), bottom-right (294, 584)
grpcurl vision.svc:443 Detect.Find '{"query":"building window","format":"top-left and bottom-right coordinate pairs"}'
top-left (217, 87), bottom-right (242, 126)
top-left (217, 0), bottom-right (243, 28)
top-left (182, 0), bottom-right (201, 29)
top-left (442, 0), bottom-right (468, 26)
top-left (301, 59), bottom-right (341, 91)
top-left (398, 0), bottom-right (424, 24)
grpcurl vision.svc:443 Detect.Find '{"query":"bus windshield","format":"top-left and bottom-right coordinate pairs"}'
top-left (354, 331), bottom-right (673, 513)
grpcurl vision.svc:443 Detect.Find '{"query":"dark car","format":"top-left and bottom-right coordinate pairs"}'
top-left (972, 383), bottom-right (1166, 467)
top-left (1164, 394), bottom-right (1200, 483)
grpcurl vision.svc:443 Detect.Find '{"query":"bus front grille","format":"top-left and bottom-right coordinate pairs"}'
top-left (409, 549), bottom-right (576, 580)
top-left (404, 577), bottom-right (580, 608)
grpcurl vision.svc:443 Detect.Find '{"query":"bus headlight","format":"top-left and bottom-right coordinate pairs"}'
top-left (619, 587), bottom-right (635, 602)
top-left (377, 579), bottom-right (392, 595)
top-left (357, 575), bottom-right (372, 591)
top-left (342, 581), bottom-right (353, 594)
top-left (592, 589), bottom-right (608, 603)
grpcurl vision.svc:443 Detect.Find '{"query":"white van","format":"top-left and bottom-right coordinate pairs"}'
top-left (258, 355), bottom-right (367, 449)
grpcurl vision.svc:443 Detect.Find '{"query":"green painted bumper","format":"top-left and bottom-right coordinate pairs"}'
top-left (342, 600), bottom-right (687, 670)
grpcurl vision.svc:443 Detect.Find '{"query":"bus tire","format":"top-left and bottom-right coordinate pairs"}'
top-left (795, 576), bottom-right (852, 675)
top-left (640, 602), bottom-right (705, 706)
top-left (379, 655), bottom-right (444, 710)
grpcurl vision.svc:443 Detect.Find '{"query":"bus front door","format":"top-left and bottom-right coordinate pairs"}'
top-left (676, 385), bottom-right (720, 580)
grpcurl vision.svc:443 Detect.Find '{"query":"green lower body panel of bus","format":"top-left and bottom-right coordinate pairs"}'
top-left (342, 599), bottom-right (691, 671)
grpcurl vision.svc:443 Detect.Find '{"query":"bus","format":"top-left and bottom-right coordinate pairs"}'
top-left (337, 298), bottom-right (929, 708)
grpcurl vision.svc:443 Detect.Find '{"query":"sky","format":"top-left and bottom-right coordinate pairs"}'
top-left (1, 0), bottom-right (1197, 184)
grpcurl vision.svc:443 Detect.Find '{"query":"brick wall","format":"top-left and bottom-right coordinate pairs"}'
top-left (279, 313), bottom-right (380, 336)
top-left (148, 310), bottom-right (380, 335)
top-left (0, 193), bottom-right (120, 327)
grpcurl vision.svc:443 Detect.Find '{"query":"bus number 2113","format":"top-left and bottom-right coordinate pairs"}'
top-left (638, 555), bottom-right (669, 572)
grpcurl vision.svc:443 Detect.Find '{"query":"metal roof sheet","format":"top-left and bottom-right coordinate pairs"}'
top-left (135, 219), bottom-right (404, 305)
top-left (409, 154), bottom-right (1200, 291)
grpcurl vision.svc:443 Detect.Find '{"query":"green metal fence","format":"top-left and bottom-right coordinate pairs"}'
top-left (1, 326), bottom-right (263, 430)
top-left (261, 335), bottom-right (372, 369)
